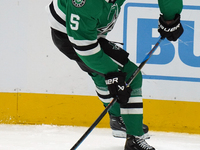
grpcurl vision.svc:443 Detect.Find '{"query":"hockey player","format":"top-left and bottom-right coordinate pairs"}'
top-left (46, 0), bottom-right (183, 149)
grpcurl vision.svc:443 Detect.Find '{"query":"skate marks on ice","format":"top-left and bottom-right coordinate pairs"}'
top-left (0, 125), bottom-right (124, 150)
top-left (150, 131), bottom-right (200, 150)
top-left (0, 125), bottom-right (199, 150)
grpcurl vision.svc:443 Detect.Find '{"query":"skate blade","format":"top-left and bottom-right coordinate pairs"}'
top-left (112, 130), bottom-right (126, 138)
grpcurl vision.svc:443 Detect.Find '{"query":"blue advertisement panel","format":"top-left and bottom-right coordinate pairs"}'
top-left (123, 3), bottom-right (200, 101)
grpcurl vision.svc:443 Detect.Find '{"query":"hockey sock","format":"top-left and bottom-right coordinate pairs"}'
top-left (122, 114), bottom-right (144, 136)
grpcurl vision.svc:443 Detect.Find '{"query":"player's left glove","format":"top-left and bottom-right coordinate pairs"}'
top-left (158, 14), bottom-right (184, 41)
top-left (105, 72), bottom-right (132, 104)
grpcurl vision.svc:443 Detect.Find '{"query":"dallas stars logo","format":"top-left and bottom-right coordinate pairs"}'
top-left (97, 3), bottom-right (119, 35)
top-left (97, 11), bottom-right (118, 35)
top-left (72, 0), bottom-right (86, 7)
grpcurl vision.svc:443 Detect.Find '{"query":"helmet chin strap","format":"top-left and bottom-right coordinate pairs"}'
top-left (105, 0), bottom-right (116, 4)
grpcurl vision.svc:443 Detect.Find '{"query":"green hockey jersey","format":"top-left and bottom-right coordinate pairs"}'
top-left (46, 0), bottom-right (183, 74)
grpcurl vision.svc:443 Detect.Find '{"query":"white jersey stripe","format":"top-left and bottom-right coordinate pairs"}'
top-left (53, 0), bottom-right (66, 21)
top-left (99, 97), bottom-right (113, 103)
top-left (128, 97), bottom-right (143, 103)
top-left (68, 36), bottom-right (98, 46)
top-left (45, 2), bottom-right (67, 33)
top-left (95, 87), bottom-right (110, 95)
top-left (74, 44), bottom-right (101, 56)
top-left (120, 108), bottom-right (143, 114)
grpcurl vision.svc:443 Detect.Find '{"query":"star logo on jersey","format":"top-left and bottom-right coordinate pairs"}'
top-left (98, 3), bottom-right (119, 35)
top-left (97, 11), bottom-right (118, 35)
top-left (72, 0), bottom-right (86, 8)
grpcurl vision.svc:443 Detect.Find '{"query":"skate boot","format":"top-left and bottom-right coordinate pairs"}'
top-left (110, 114), bottom-right (126, 138)
top-left (125, 134), bottom-right (155, 150)
top-left (109, 114), bottom-right (149, 138)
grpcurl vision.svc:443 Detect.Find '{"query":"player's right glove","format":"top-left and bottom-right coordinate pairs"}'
top-left (105, 72), bottom-right (132, 104)
top-left (158, 14), bottom-right (184, 41)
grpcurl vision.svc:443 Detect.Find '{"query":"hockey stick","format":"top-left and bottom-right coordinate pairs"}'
top-left (70, 36), bottom-right (164, 150)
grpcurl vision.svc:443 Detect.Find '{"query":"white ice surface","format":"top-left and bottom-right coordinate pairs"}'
top-left (0, 124), bottom-right (200, 150)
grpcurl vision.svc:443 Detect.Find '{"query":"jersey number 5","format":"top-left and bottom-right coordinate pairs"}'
top-left (70, 14), bottom-right (80, 30)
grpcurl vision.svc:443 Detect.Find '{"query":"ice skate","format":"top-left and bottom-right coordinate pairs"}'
top-left (109, 114), bottom-right (149, 138)
top-left (125, 134), bottom-right (155, 150)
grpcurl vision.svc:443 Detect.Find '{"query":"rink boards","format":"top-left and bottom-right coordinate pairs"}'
top-left (0, 0), bottom-right (200, 135)
top-left (0, 92), bottom-right (200, 134)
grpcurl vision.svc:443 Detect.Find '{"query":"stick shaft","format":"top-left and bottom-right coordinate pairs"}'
top-left (126, 37), bottom-right (164, 87)
top-left (70, 98), bottom-right (117, 150)
top-left (70, 37), bottom-right (164, 150)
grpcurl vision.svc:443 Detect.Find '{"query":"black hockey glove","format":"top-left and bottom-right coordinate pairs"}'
top-left (158, 14), bottom-right (184, 41)
top-left (105, 72), bottom-right (132, 104)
